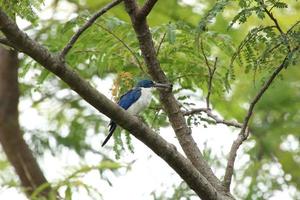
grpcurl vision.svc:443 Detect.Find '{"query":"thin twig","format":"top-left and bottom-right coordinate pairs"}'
top-left (199, 39), bottom-right (218, 109)
top-left (206, 57), bottom-right (218, 109)
top-left (156, 31), bottom-right (166, 56)
top-left (263, 6), bottom-right (284, 35)
top-left (183, 108), bottom-right (243, 128)
top-left (60, 0), bottom-right (123, 59)
top-left (223, 45), bottom-right (300, 191)
top-left (287, 20), bottom-right (300, 34)
top-left (199, 38), bottom-right (211, 75)
top-left (262, 1), bottom-right (291, 51)
top-left (137, 0), bottom-right (158, 19)
top-left (223, 10), bottom-right (299, 189)
top-left (93, 21), bottom-right (146, 74)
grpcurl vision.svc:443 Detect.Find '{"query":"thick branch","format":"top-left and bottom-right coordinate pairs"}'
top-left (0, 48), bottom-right (50, 197)
top-left (0, 37), bottom-right (16, 49)
top-left (184, 108), bottom-right (243, 128)
top-left (223, 46), bottom-right (299, 191)
top-left (137, 0), bottom-right (158, 19)
top-left (123, 0), bottom-right (225, 192)
top-left (60, 0), bottom-right (123, 59)
top-left (0, 9), bottom-right (231, 200)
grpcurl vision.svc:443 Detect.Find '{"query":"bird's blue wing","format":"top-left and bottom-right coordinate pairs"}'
top-left (118, 88), bottom-right (141, 110)
top-left (101, 88), bottom-right (141, 147)
top-left (102, 88), bottom-right (142, 146)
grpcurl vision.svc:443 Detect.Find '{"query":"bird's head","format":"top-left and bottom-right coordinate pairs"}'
top-left (136, 79), bottom-right (172, 89)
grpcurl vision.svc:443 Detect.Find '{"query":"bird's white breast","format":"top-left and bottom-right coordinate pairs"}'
top-left (127, 87), bottom-right (153, 115)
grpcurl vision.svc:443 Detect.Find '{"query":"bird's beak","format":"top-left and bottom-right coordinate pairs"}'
top-left (153, 82), bottom-right (172, 89)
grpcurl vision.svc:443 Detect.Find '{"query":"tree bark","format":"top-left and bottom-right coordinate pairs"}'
top-left (0, 9), bottom-right (234, 200)
top-left (123, 0), bottom-right (225, 192)
top-left (0, 47), bottom-right (49, 196)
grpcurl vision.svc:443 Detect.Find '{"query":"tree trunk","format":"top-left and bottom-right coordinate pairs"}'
top-left (0, 46), bottom-right (49, 197)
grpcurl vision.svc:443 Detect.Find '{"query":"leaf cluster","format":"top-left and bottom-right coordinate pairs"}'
top-left (0, 0), bottom-right (43, 24)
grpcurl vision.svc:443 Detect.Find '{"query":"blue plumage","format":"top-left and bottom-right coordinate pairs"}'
top-left (101, 88), bottom-right (141, 147)
top-left (118, 88), bottom-right (142, 110)
top-left (102, 79), bottom-right (171, 147)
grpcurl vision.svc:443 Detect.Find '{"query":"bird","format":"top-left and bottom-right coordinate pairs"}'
top-left (101, 79), bottom-right (171, 147)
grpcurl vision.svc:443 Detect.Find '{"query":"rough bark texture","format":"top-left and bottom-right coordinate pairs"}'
top-left (0, 9), bottom-right (234, 199)
top-left (0, 47), bottom-right (49, 196)
top-left (123, 0), bottom-right (225, 192)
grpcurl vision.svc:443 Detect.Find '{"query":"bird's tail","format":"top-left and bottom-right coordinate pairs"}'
top-left (101, 121), bottom-right (117, 147)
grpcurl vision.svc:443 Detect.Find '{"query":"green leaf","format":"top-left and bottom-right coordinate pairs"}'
top-left (0, 0), bottom-right (44, 24)
top-left (274, 2), bottom-right (288, 8)
top-left (197, 0), bottom-right (230, 33)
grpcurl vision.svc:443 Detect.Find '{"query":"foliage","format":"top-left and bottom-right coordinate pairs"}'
top-left (0, 0), bottom-right (43, 23)
top-left (29, 161), bottom-right (123, 200)
top-left (0, 0), bottom-right (300, 199)
top-left (197, 0), bottom-right (230, 33)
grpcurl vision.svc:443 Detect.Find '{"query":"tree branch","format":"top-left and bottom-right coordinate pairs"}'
top-left (262, 1), bottom-right (291, 51)
top-left (184, 108), bottom-right (243, 128)
top-left (156, 31), bottom-right (166, 56)
top-left (0, 37), bottom-right (15, 48)
top-left (199, 39), bottom-right (211, 75)
top-left (206, 57), bottom-right (218, 109)
top-left (137, 0), bottom-right (158, 19)
top-left (198, 39), bottom-right (218, 109)
top-left (123, 0), bottom-right (226, 192)
top-left (0, 48), bottom-right (50, 197)
top-left (123, 0), bottom-right (139, 16)
top-left (60, 0), bottom-right (123, 59)
top-left (223, 46), bottom-right (300, 191)
top-left (287, 20), bottom-right (300, 33)
top-left (263, 7), bottom-right (284, 35)
top-left (0, 38), bottom-right (8, 44)
top-left (0, 8), bottom-right (232, 200)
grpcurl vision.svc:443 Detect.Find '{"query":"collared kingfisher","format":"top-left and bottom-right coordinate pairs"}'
top-left (101, 79), bottom-right (171, 147)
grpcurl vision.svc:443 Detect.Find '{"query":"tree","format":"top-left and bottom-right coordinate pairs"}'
top-left (0, 0), bottom-right (299, 199)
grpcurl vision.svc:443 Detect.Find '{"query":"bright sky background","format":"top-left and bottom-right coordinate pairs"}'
top-left (0, 0), bottom-right (295, 199)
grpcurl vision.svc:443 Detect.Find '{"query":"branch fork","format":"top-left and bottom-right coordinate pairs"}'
top-left (1, 0), bottom-right (297, 198)
top-left (0, 4), bottom-right (227, 200)
top-left (223, 45), bottom-right (299, 191)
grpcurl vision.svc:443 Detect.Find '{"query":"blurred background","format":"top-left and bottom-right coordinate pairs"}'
top-left (0, 0), bottom-right (299, 199)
